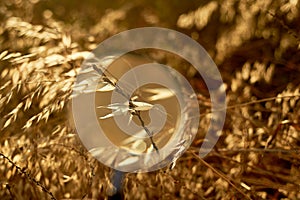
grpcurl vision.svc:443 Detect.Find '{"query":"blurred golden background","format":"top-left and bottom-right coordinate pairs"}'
top-left (0, 0), bottom-right (300, 199)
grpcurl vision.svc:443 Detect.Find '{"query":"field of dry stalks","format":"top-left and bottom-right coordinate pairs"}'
top-left (0, 0), bottom-right (300, 199)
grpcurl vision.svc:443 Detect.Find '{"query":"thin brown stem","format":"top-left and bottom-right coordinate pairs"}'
top-left (93, 65), bottom-right (159, 153)
top-left (191, 152), bottom-right (252, 200)
top-left (0, 152), bottom-right (57, 200)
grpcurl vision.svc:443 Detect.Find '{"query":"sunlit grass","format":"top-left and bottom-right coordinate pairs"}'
top-left (0, 0), bottom-right (300, 199)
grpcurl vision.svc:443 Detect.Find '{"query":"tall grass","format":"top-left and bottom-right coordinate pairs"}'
top-left (0, 0), bottom-right (299, 199)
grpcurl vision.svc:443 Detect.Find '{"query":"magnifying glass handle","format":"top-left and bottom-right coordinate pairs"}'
top-left (108, 170), bottom-right (125, 200)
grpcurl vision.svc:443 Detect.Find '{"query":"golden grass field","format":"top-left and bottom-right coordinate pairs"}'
top-left (0, 0), bottom-right (300, 199)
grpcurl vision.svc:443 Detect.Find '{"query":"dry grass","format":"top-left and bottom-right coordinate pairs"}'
top-left (0, 0), bottom-right (300, 199)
